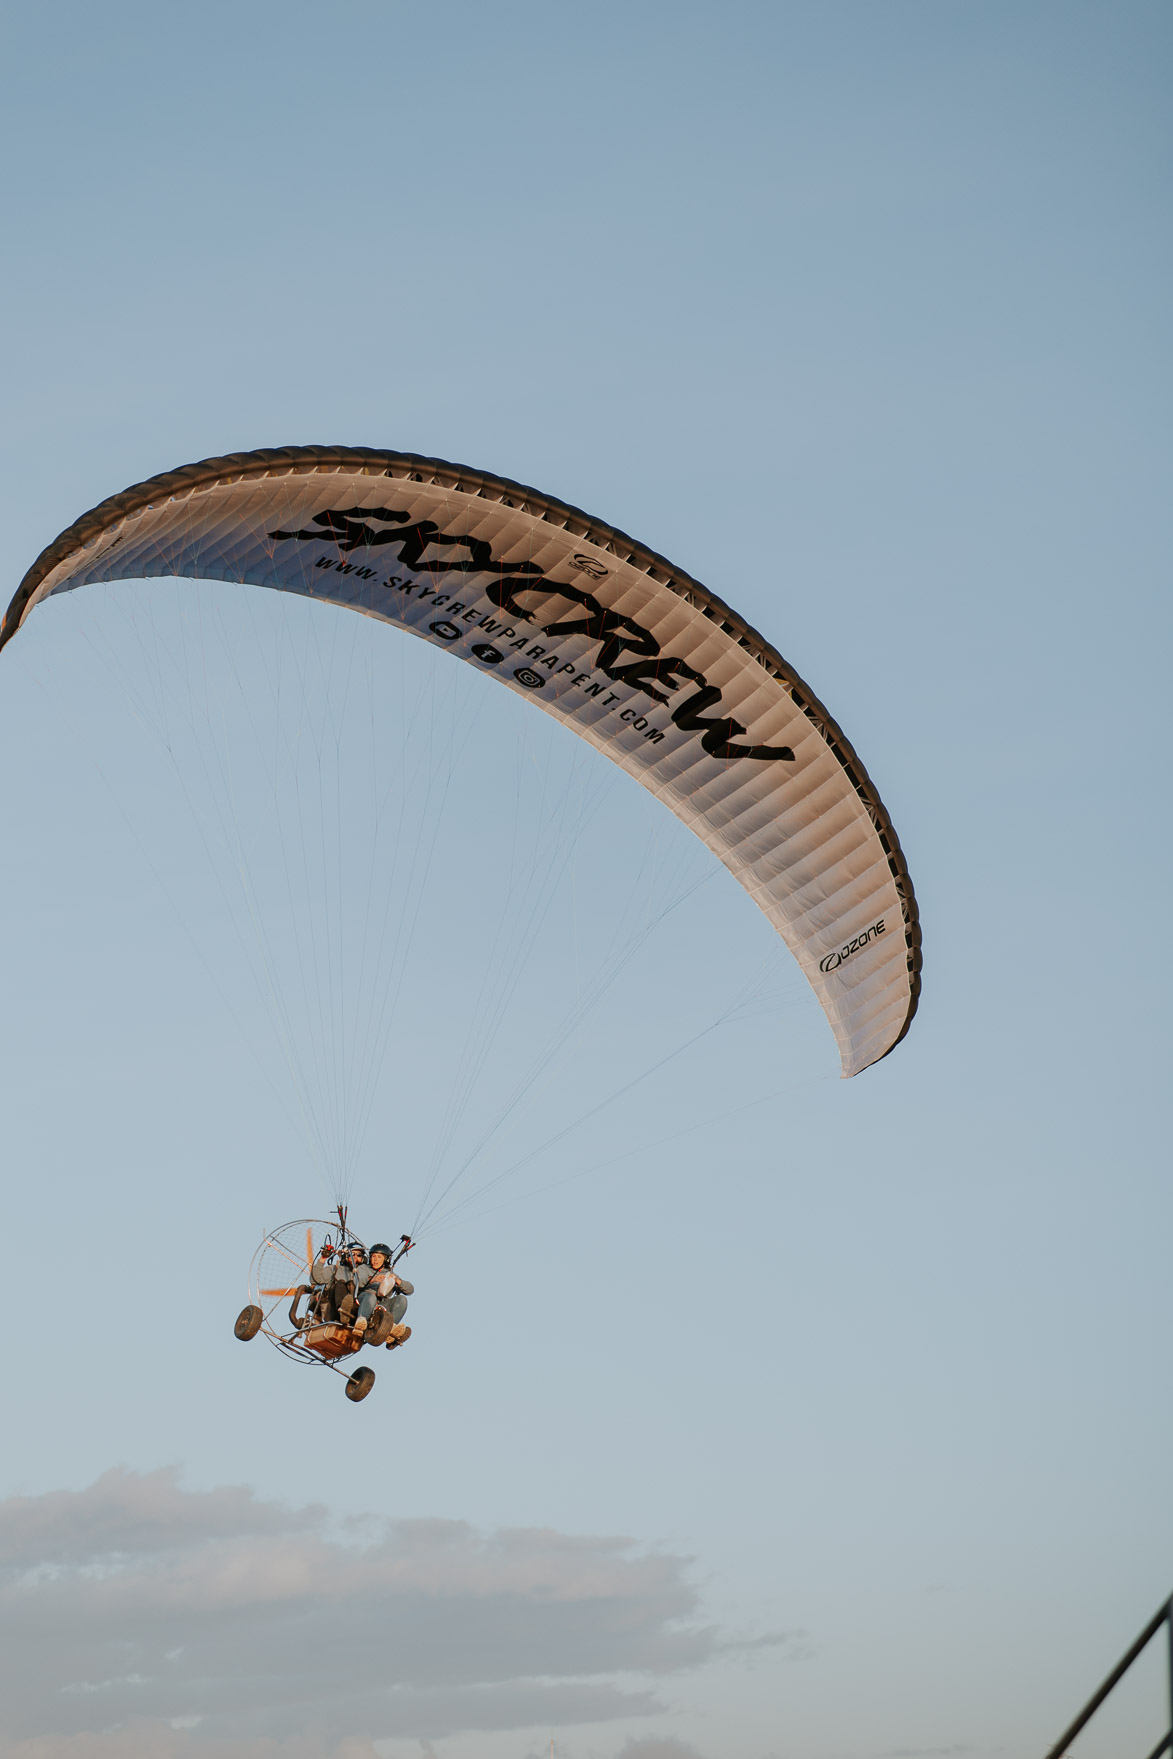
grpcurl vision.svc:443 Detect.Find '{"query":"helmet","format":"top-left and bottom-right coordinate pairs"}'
top-left (347, 1243), bottom-right (366, 1261)
top-left (369, 1243), bottom-right (392, 1260)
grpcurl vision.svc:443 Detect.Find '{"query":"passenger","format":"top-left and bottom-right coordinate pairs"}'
top-left (355, 1242), bottom-right (413, 1342)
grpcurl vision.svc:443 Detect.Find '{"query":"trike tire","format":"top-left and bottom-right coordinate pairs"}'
top-left (234, 1305), bottom-right (264, 1342)
top-left (345, 1366), bottom-right (376, 1402)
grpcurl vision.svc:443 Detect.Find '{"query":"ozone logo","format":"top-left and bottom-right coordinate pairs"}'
top-left (819, 917), bottom-right (887, 974)
top-left (513, 667), bottom-right (546, 690)
top-left (471, 643), bottom-right (504, 665)
top-left (570, 553), bottom-right (609, 581)
top-left (428, 620), bottom-right (462, 641)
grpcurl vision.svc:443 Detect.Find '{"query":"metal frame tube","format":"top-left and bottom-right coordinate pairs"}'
top-left (1044, 1598), bottom-right (1173, 1759)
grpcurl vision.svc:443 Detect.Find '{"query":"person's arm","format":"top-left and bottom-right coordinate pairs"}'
top-left (395, 1277), bottom-right (414, 1298)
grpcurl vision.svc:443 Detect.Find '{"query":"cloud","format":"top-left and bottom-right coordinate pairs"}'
top-left (0, 1736), bottom-right (382, 1759)
top-left (615, 1739), bottom-right (706, 1759)
top-left (0, 1469), bottom-right (765, 1755)
top-left (880, 1749), bottom-right (975, 1758)
top-left (0, 1470), bottom-right (322, 1574)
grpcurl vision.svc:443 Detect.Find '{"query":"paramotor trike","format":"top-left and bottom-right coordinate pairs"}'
top-left (234, 1215), bottom-right (413, 1401)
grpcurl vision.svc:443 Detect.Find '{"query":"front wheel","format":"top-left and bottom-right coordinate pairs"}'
top-left (234, 1305), bottom-right (263, 1341)
top-left (345, 1366), bottom-right (376, 1402)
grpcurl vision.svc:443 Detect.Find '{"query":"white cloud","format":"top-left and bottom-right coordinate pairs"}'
top-left (0, 1470), bottom-right (776, 1756)
top-left (0, 1735), bottom-right (381, 1759)
top-left (0, 1469), bottom-right (321, 1572)
top-left (615, 1739), bottom-right (706, 1759)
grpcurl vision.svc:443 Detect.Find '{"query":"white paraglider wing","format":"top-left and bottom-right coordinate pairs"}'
top-left (2, 447), bottom-right (920, 1076)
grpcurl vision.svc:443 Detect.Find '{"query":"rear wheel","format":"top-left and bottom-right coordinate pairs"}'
top-left (345, 1365), bottom-right (376, 1402)
top-left (234, 1304), bottom-right (263, 1341)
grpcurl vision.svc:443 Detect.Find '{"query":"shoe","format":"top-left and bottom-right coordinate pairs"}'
top-left (353, 1315), bottom-right (367, 1334)
top-left (385, 1324), bottom-right (412, 1350)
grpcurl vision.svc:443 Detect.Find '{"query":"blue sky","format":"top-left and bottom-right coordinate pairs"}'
top-left (0, 4), bottom-right (1170, 1756)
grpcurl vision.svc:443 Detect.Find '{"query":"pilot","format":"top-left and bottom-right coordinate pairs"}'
top-left (332, 1243), bottom-right (366, 1328)
top-left (309, 1241), bottom-right (339, 1321)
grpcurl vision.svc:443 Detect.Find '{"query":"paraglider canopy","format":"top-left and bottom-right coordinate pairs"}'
top-left (2, 446), bottom-right (921, 1076)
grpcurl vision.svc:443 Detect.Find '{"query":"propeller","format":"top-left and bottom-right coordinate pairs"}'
top-left (259, 1227), bottom-right (318, 1299)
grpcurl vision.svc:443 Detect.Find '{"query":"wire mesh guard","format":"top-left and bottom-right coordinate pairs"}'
top-left (248, 1217), bottom-right (369, 1372)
